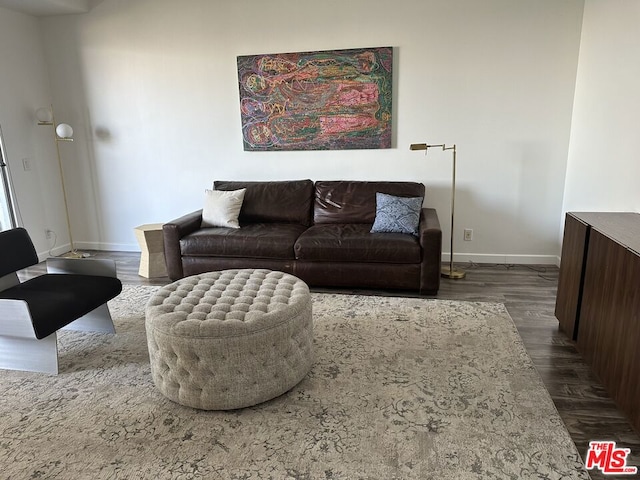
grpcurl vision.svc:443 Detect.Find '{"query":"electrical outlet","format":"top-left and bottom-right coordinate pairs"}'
top-left (463, 228), bottom-right (473, 241)
top-left (22, 158), bottom-right (32, 171)
top-left (45, 229), bottom-right (53, 239)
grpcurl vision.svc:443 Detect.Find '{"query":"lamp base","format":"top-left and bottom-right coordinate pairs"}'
top-left (61, 250), bottom-right (90, 259)
top-left (441, 265), bottom-right (466, 279)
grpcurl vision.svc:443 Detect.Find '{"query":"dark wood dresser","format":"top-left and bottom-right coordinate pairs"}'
top-left (556, 211), bottom-right (640, 432)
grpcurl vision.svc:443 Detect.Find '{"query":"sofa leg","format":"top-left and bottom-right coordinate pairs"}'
top-left (419, 287), bottom-right (438, 296)
top-left (64, 304), bottom-right (116, 334)
top-left (0, 333), bottom-right (58, 374)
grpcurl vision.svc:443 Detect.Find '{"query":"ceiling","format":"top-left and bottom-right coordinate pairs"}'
top-left (0, 0), bottom-right (103, 16)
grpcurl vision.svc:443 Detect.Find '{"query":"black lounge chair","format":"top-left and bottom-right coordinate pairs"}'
top-left (0, 227), bottom-right (122, 374)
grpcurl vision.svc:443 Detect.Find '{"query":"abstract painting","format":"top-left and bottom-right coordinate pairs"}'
top-left (237, 46), bottom-right (393, 151)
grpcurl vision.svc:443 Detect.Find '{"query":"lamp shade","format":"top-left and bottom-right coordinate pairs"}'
top-left (56, 123), bottom-right (74, 139)
top-left (36, 107), bottom-right (53, 123)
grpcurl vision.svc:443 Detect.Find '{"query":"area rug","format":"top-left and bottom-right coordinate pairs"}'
top-left (0, 286), bottom-right (589, 479)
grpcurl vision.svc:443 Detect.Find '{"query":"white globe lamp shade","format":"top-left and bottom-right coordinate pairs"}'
top-left (36, 107), bottom-right (53, 123)
top-left (56, 123), bottom-right (74, 139)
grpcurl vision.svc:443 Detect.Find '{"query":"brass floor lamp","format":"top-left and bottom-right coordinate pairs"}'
top-left (37, 105), bottom-right (84, 259)
top-left (410, 142), bottom-right (466, 279)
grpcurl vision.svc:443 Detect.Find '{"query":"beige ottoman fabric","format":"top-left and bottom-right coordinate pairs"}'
top-left (145, 269), bottom-right (313, 410)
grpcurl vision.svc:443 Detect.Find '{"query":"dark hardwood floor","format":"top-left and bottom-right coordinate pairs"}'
top-left (21, 253), bottom-right (640, 479)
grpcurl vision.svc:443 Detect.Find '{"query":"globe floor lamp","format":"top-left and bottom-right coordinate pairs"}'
top-left (410, 142), bottom-right (466, 279)
top-left (37, 105), bottom-right (83, 259)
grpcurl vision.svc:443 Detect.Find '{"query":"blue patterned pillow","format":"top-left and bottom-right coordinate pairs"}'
top-left (370, 193), bottom-right (423, 236)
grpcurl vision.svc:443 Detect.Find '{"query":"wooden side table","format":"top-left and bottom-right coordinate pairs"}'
top-left (134, 223), bottom-right (167, 278)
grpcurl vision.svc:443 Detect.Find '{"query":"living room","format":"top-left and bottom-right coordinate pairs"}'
top-left (0, 0), bottom-right (639, 478)
top-left (5, 0), bottom-right (639, 261)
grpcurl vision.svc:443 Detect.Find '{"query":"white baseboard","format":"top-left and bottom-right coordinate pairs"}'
top-left (39, 243), bottom-right (561, 267)
top-left (37, 244), bottom-right (71, 262)
top-left (446, 253), bottom-right (560, 267)
top-left (37, 241), bottom-right (139, 262)
top-left (74, 241), bottom-right (140, 252)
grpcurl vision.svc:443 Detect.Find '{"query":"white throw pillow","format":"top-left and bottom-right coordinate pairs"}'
top-left (201, 188), bottom-right (246, 228)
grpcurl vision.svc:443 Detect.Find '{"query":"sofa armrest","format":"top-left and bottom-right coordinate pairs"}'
top-left (419, 208), bottom-right (442, 295)
top-left (163, 210), bottom-right (203, 280)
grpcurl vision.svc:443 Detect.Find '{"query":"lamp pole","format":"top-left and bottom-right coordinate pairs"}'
top-left (410, 142), bottom-right (465, 279)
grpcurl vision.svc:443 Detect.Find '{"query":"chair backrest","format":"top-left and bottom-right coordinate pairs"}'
top-left (0, 227), bottom-right (39, 277)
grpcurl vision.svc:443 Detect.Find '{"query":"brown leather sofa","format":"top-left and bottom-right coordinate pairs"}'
top-left (163, 180), bottom-right (442, 294)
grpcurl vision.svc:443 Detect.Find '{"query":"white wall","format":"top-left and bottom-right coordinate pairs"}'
top-left (10, 0), bottom-right (586, 263)
top-left (0, 7), bottom-right (71, 257)
top-left (562, 0), bottom-right (640, 217)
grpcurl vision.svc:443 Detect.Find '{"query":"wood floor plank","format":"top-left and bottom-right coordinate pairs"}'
top-left (18, 253), bottom-right (640, 478)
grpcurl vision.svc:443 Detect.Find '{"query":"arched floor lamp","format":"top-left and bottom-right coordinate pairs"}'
top-left (37, 105), bottom-right (84, 259)
top-left (410, 142), bottom-right (466, 279)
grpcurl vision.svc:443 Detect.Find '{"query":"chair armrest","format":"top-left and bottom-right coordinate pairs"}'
top-left (418, 208), bottom-right (442, 295)
top-left (163, 210), bottom-right (203, 280)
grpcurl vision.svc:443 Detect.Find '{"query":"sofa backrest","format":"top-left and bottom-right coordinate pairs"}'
top-left (313, 181), bottom-right (425, 224)
top-left (214, 179), bottom-right (314, 226)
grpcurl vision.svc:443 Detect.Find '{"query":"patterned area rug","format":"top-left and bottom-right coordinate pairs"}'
top-left (0, 285), bottom-right (589, 479)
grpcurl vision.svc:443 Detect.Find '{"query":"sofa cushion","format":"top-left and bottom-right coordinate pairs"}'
top-left (313, 181), bottom-right (426, 224)
top-left (180, 223), bottom-right (307, 260)
top-left (294, 224), bottom-right (421, 263)
top-left (214, 180), bottom-right (314, 226)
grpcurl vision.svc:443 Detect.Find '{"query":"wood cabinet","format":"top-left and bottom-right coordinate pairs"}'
top-left (555, 214), bottom-right (589, 340)
top-left (556, 212), bottom-right (640, 432)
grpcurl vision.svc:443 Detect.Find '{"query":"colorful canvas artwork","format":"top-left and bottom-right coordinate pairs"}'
top-left (237, 46), bottom-right (393, 151)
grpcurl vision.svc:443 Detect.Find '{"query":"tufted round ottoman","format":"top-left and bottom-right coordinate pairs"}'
top-left (145, 269), bottom-right (313, 410)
